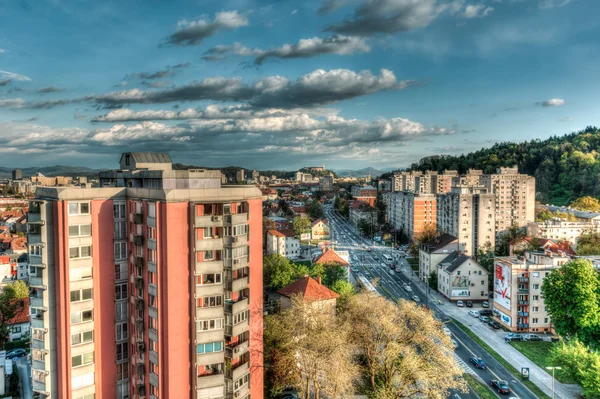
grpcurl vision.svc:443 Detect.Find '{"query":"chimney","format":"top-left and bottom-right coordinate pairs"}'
top-left (316, 276), bottom-right (322, 285)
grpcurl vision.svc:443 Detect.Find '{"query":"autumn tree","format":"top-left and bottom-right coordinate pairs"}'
top-left (340, 293), bottom-right (467, 398)
top-left (541, 258), bottom-right (600, 348)
top-left (569, 196), bottom-right (600, 212)
top-left (576, 231), bottom-right (600, 255)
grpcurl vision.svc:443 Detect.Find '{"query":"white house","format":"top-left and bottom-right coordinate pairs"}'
top-left (419, 234), bottom-right (461, 283)
top-left (437, 252), bottom-right (489, 302)
top-left (266, 230), bottom-right (301, 259)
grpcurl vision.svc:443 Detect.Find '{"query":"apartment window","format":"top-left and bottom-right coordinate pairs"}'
top-left (147, 226), bottom-right (156, 240)
top-left (115, 263), bottom-right (128, 280)
top-left (32, 349), bottom-right (45, 362)
top-left (234, 373), bottom-right (250, 391)
top-left (148, 202), bottom-right (156, 218)
top-left (114, 203), bottom-right (126, 219)
top-left (33, 370), bottom-right (46, 383)
top-left (532, 272), bottom-right (540, 278)
top-left (72, 351), bottom-right (94, 368)
top-left (544, 317), bottom-right (549, 324)
top-left (532, 306), bottom-right (539, 312)
top-left (71, 330), bottom-right (94, 346)
top-left (116, 342), bottom-right (128, 362)
top-left (233, 310), bottom-right (250, 325)
top-left (481, 280), bottom-right (485, 285)
top-left (115, 283), bottom-right (128, 300)
top-left (204, 250), bottom-right (214, 260)
top-left (70, 267), bottom-right (92, 281)
top-left (71, 310), bottom-right (93, 325)
top-left (196, 341), bottom-right (223, 354)
top-left (114, 242), bottom-right (127, 260)
top-left (196, 273), bottom-right (222, 285)
top-left (532, 318), bottom-right (539, 324)
top-left (32, 329), bottom-right (45, 341)
top-left (456, 271), bottom-right (460, 276)
top-left (150, 362), bottom-right (158, 375)
top-left (203, 227), bottom-right (213, 239)
top-left (11, 326), bottom-right (21, 333)
top-left (533, 295), bottom-right (539, 301)
top-left (150, 386), bottom-right (158, 396)
top-left (116, 381), bottom-right (128, 399)
top-left (196, 295), bottom-right (223, 308)
top-left (116, 362), bottom-right (128, 380)
top-left (69, 202), bottom-right (90, 215)
top-left (116, 323), bottom-right (128, 341)
top-left (149, 315), bottom-right (158, 330)
top-left (148, 248), bottom-right (156, 263)
top-left (114, 221), bottom-right (126, 239)
top-left (70, 245), bottom-right (92, 259)
top-left (197, 318), bottom-right (224, 331)
top-left (148, 271), bottom-right (156, 285)
top-left (149, 338), bottom-right (158, 352)
top-left (148, 293), bottom-right (156, 308)
top-left (72, 372), bottom-right (94, 389)
top-left (29, 245), bottom-right (42, 256)
top-left (533, 284), bottom-right (540, 290)
top-left (69, 224), bottom-right (92, 237)
top-left (70, 288), bottom-right (93, 302)
top-left (115, 302), bottom-right (128, 321)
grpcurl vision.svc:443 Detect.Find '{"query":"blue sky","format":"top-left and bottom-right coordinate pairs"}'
top-left (0, 0), bottom-right (598, 170)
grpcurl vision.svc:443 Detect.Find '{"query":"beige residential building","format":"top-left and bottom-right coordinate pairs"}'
top-left (391, 174), bottom-right (402, 192)
top-left (480, 166), bottom-right (535, 234)
top-left (493, 249), bottom-right (570, 333)
top-left (431, 170), bottom-right (458, 194)
top-left (418, 234), bottom-right (460, 283)
top-left (266, 230), bottom-right (301, 259)
top-left (437, 252), bottom-right (489, 302)
top-left (527, 219), bottom-right (600, 249)
top-left (386, 192), bottom-right (436, 240)
top-left (456, 169), bottom-right (483, 186)
top-left (436, 185), bottom-right (496, 256)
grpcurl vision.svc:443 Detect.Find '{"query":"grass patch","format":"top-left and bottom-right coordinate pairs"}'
top-left (463, 374), bottom-right (496, 399)
top-left (509, 341), bottom-right (576, 384)
top-left (451, 318), bottom-right (551, 399)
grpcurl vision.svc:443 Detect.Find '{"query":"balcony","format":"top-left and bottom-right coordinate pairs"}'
top-left (32, 380), bottom-right (49, 395)
top-left (195, 260), bottom-right (224, 275)
top-left (31, 312), bottom-right (45, 329)
top-left (227, 340), bottom-right (249, 358)
top-left (518, 288), bottom-right (529, 294)
top-left (224, 256), bottom-right (248, 271)
top-left (134, 213), bottom-right (143, 225)
top-left (517, 312), bottom-right (529, 317)
top-left (136, 256), bottom-right (144, 268)
top-left (28, 255), bottom-right (45, 268)
top-left (196, 306), bottom-right (225, 320)
top-left (28, 233), bottom-right (42, 244)
top-left (232, 319), bottom-right (250, 337)
top-left (232, 277), bottom-right (249, 293)
top-left (30, 277), bottom-right (46, 290)
top-left (196, 238), bottom-right (224, 251)
top-left (197, 350), bottom-right (225, 365)
top-left (518, 277), bottom-right (529, 282)
top-left (224, 213), bottom-right (248, 226)
top-left (234, 384), bottom-right (250, 399)
top-left (135, 235), bottom-right (144, 246)
top-left (518, 300), bottom-right (530, 305)
top-left (231, 360), bottom-right (249, 381)
top-left (195, 215), bottom-right (224, 228)
top-left (195, 283), bottom-right (224, 297)
top-left (517, 323), bottom-right (529, 329)
top-left (32, 359), bottom-right (46, 372)
top-left (30, 297), bottom-right (47, 311)
top-left (196, 329), bottom-right (225, 344)
top-left (224, 235), bottom-right (248, 247)
top-left (197, 371), bottom-right (225, 388)
top-left (27, 212), bottom-right (43, 224)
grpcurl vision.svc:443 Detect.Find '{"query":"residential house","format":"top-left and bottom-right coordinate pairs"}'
top-left (527, 218), bottom-right (600, 249)
top-left (313, 247), bottom-right (350, 267)
top-left (311, 219), bottom-right (330, 241)
top-left (437, 252), bottom-right (488, 302)
top-left (0, 236), bottom-right (27, 254)
top-left (508, 237), bottom-right (575, 256)
top-left (545, 205), bottom-right (600, 223)
top-left (277, 276), bottom-right (340, 316)
top-left (291, 207), bottom-right (307, 218)
top-left (266, 230), bottom-right (301, 259)
top-left (9, 297), bottom-right (30, 342)
top-left (419, 234), bottom-right (461, 283)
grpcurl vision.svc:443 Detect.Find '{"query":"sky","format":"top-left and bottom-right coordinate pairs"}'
top-left (0, 0), bottom-right (598, 171)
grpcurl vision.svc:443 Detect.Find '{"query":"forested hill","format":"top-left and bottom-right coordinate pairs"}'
top-left (411, 126), bottom-right (600, 206)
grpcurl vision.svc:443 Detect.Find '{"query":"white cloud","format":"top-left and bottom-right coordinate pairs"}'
top-left (0, 70), bottom-right (31, 81)
top-left (0, 49), bottom-right (5, 54)
top-left (166, 11), bottom-right (249, 46)
top-left (539, 0), bottom-right (571, 8)
top-left (461, 4), bottom-right (494, 18)
top-left (0, 98), bottom-right (25, 108)
top-left (537, 98), bottom-right (565, 107)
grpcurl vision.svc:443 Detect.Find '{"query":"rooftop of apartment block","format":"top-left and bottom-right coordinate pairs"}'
top-left (546, 205), bottom-right (600, 220)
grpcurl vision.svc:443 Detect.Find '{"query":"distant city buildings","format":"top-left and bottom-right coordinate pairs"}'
top-left (31, 173), bottom-right (73, 187)
top-left (12, 169), bottom-right (22, 181)
top-left (351, 185), bottom-right (377, 207)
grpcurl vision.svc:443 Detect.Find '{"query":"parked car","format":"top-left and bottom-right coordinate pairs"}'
top-left (505, 333), bottom-right (523, 342)
top-left (456, 300), bottom-right (464, 307)
top-left (443, 326), bottom-right (452, 336)
top-left (468, 310), bottom-right (480, 318)
top-left (411, 295), bottom-right (421, 303)
top-left (479, 315), bottom-right (489, 323)
top-left (451, 339), bottom-right (459, 349)
top-left (479, 309), bottom-right (493, 316)
top-left (466, 301), bottom-right (473, 308)
top-left (6, 349), bottom-right (27, 360)
top-left (523, 334), bottom-right (543, 341)
top-left (490, 380), bottom-right (511, 394)
top-left (469, 356), bottom-right (487, 370)
top-left (482, 301), bottom-right (490, 308)
top-left (488, 320), bottom-right (501, 329)
top-left (351, 267), bottom-right (359, 273)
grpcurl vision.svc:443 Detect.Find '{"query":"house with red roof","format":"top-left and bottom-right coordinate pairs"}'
top-left (277, 276), bottom-right (340, 316)
top-left (311, 219), bottom-right (330, 241)
top-left (9, 297), bottom-right (30, 342)
top-left (509, 237), bottom-right (555, 256)
top-left (313, 247), bottom-right (349, 267)
top-left (266, 229), bottom-right (301, 260)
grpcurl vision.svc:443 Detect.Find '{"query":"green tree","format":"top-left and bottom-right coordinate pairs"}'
top-left (569, 196), bottom-right (600, 212)
top-left (551, 339), bottom-right (600, 398)
top-left (331, 280), bottom-right (355, 301)
top-left (263, 254), bottom-right (299, 290)
top-left (536, 209), bottom-right (555, 222)
top-left (576, 231), bottom-right (600, 255)
top-left (5, 205), bottom-right (12, 211)
top-left (293, 216), bottom-right (311, 238)
top-left (5, 280), bottom-right (29, 299)
top-left (428, 270), bottom-right (438, 290)
top-left (323, 265), bottom-right (347, 286)
top-left (496, 224), bottom-right (527, 256)
top-left (340, 202), bottom-right (349, 217)
top-left (306, 200), bottom-right (324, 220)
top-left (310, 263), bottom-right (325, 280)
top-left (376, 191), bottom-right (387, 225)
top-left (0, 283), bottom-right (27, 348)
top-left (541, 258), bottom-right (600, 347)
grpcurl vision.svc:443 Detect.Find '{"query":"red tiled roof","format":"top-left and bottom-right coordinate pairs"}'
top-left (11, 298), bottom-right (29, 325)
top-left (277, 276), bottom-right (340, 302)
top-left (292, 207), bottom-right (306, 213)
top-left (314, 248), bottom-right (349, 266)
top-left (509, 236), bottom-right (555, 246)
top-left (267, 229), bottom-right (296, 238)
top-left (311, 219), bottom-right (329, 228)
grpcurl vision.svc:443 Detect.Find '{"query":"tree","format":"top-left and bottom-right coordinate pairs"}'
top-left (264, 254), bottom-right (301, 290)
top-left (576, 231), bottom-right (600, 255)
top-left (5, 205), bottom-right (11, 211)
top-left (264, 295), bottom-right (359, 399)
top-left (313, 191), bottom-right (325, 201)
top-left (541, 258), bottom-right (600, 348)
top-left (263, 217), bottom-right (277, 240)
top-left (0, 282), bottom-right (27, 348)
top-left (331, 280), bottom-right (354, 301)
top-left (428, 270), bottom-right (438, 290)
top-left (551, 339), bottom-right (600, 398)
top-left (496, 224), bottom-right (527, 256)
top-left (323, 264), bottom-right (347, 286)
top-left (307, 200), bottom-right (324, 220)
top-left (476, 243), bottom-right (495, 291)
top-left (310, 263), bottom-right (325, 280)
top-left (293, 216), bottom-right (311, 239)
top-left (376, 191), bottom-right (387, 225)
top-left (569, 196), bottom-right (600, 212)
top-left (340, 293), bottom-right (467, 397)
top-left (5, 281), bottom-right (29, 300)
top-left (358, 218), bottom-right (377, 238)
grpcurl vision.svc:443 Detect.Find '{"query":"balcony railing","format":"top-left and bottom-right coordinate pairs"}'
top-left (195, 215), bottom-right (224, 228)
top-left (518, 300), bottom-right (530, 305)
top-left (518, 277), bottom-right (529, 282)
top-left (224, 213), bottom-right (248, 225)
top-left (517, 323), bottom-right (529, 329)
top-left (517, 312), bottom-right (529, 317)
top-left (135, 235), bottom-right (144, 246)
top-left (518, 288), bottom-right (529, 294)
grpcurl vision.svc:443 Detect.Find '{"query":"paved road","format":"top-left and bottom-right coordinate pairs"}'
top-left (16, 356), bottom-right (32, 399)
top-left (325, 206), bottom-right (538, 399)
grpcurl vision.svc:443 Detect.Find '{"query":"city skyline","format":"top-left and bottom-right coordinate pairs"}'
top-left (1, 0), bottom-right (598, 169)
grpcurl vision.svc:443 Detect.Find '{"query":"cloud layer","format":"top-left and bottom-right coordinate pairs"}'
top-left (165, 11), bottom-right (249, 46)
top-left (537, 98), bottom-right (565, 107)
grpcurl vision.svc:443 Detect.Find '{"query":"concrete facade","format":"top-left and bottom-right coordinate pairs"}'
top-left (527, 219), bottom-right (600, 249)
top-left (386, 192), bottom-right (436, 240)
top-left (418, 234), bottom-right (460, 283)
top-left (266, 231), bottom-right (301, 259)
top-left (437, 254), bottom-right (489, 302)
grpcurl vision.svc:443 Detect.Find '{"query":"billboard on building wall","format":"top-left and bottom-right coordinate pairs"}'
top-left (451, 289), bottom-right (469, 297)
top-left (494, 262), bottom-right (511, 310)
top-left (495, 307), bottom-right (512, 326)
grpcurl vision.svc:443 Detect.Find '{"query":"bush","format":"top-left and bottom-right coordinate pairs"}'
top-left (4, 338), bottom-right (29, 351)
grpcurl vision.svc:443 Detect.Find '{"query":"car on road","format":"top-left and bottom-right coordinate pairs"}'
top-left (403, 284), bottom-right (413, 293)
top-left (456, 300), bottom-right (464, 307)
top-left (6, 349), bottom-right (27, 360)
top-left (490, 380), bottom-right (511, 394)
top-left (482, 301), bottom-right (490, 308)
top-left (505, 333), bottom-right (523, 342)
top-left (466, 301), bottom-right (473, 308)
top-left (523, 333), bottom-right (543, 341)
top-left (442, 326), bottom-right (452, 336)
top-left (488, 320), bottom-right (501, 329)
top-left (373, 255), bottom-right (378, 260)
top-left (451, 339), bottom-right (458, 349)
top-left (469, 356), bottom-right (487, 370)
top-left (479, 315), bottom-right (489, 323)
top-left (411, 295), bottom-right (420, 302)
top-left (468, 310), bottom-right (480, 318)
top-left (366, 248), bottom-right (371, 252)
top-left (351, 267), bottom-right (359, 273)
top-left (478, 309), bottom-right (493, 316)
top-left (395, 268), bottom-right (402, 274)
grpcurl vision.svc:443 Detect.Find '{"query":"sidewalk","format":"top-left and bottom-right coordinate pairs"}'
top-left (400, 264), bottom-right (581, 399)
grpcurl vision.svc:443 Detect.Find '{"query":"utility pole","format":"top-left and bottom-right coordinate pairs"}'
top-left (545, 366), bottom-right (562, 399)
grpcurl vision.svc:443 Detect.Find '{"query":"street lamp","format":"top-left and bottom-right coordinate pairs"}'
top-left (545, 366), bottom-right (562, 399)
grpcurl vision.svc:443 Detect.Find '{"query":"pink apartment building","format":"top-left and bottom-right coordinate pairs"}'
top-left (28, 153), bottom-right (263, 399)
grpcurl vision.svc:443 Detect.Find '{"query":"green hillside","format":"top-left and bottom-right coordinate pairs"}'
top-left (411, 126), bottom-right (600, 206)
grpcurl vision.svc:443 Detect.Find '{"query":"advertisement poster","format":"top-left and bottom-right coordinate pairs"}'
top-left (495, 307), bottom-right (512, 326)
top-left (451, 289), bottom-right (469, 297)
top-left (494, 263), bottom-right (511, 309)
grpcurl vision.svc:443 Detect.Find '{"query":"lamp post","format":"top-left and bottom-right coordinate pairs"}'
top-left (545, 366), bottom-right (562, 399)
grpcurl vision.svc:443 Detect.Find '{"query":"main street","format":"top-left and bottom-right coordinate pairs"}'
top-left (324, 205), bottom-right (539, 399)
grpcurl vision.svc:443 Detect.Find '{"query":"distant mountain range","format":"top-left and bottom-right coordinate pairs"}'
top-left (333, 167), bottom-right (397, 177)
top-left (0, 165), bottom-right (100, 178)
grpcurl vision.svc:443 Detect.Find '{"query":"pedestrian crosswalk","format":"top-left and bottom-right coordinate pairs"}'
top-left (455, 354), bottom-right (476, 375)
